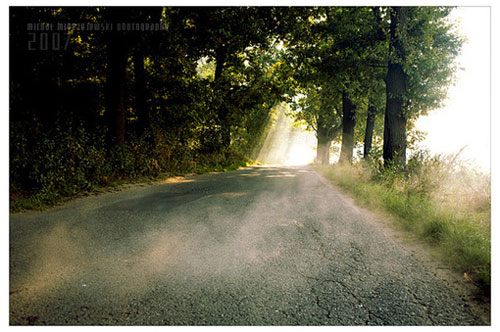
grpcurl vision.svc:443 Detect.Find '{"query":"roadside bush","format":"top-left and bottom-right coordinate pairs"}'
top-left (10, 121), bottom-right (110, 208)
top-left (10, 117), bottom-right (252, 211)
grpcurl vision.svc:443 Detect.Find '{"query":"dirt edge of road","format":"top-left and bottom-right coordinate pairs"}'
top-left (312, 168), bottom-right (491, 325)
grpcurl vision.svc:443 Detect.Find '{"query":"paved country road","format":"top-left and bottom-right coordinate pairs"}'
top-left (9, 165), bottom-right (484, 325)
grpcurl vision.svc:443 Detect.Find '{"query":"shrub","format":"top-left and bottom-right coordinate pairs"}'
top-left (10, 117), bottom-right (253, 212)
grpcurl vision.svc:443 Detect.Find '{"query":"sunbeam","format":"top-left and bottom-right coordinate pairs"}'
top-left (257, 105), bottom-right (316, 166)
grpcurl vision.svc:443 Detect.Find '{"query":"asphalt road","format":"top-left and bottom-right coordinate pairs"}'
top-left (9, 165), bottom-right (484, 325)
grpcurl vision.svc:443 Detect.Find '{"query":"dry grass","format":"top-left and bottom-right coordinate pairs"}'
top-left (315, 152), bottom-right (490, 292)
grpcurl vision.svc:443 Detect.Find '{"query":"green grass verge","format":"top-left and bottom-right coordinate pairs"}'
top-left (314, 164), bottom-right (490, 293)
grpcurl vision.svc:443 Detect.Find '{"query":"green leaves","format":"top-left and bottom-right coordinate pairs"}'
top-left (10, 6), bottom-right (465, 206)
top-left (396, 7), bottom-right (464, 117)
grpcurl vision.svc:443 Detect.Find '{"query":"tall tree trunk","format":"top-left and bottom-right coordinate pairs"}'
top-left (363, 105), bottom-right (376, 158)
top-left (214, 48), bottom-right (226, 82)
top-left (214, 48), bottom-right (231, 150)
top-left (383, 7), bottom-right (408, 170)
top-left (134, 48), bottom-right (148, 130)
top-left (133, 48), bottom-right (155, 149)
top-left (105, 34), bottom-right (128, 146)
top-left (132, 8), bottom-right (163, 150)
top-left (316, 116), bottom-right (331, 165)
top-left (339, 90), bottom-right (356, 164)
top-left (9, 8), bottom-right (33, 124)
top-left (316, 137), bottom-right (331, 165)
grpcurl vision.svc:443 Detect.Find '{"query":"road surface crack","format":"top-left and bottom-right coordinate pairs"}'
top-left (300, 272), bottom-right (389, 325)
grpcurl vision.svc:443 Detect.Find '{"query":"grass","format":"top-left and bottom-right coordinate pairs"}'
top-left (315, 156), bottom-right (490, 293)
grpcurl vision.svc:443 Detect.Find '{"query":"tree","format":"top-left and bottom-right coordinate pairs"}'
top-left (383, 6), bottom-right (463, 170)
top-left (383, 7), bottom-right (409, 169)
top-left (9, 6), bottom-right (464, 205)
top-left (339, 89), bottom-right (357, 163)
top-left (102, 8), bottom-right (137, 146)
top-left (285, 7), bottom-right (387, 164)
top-left (363, 104), bottom-right (378, 158)
top-left (290, 83), bottom-right (342, 165)
top-left (185, 7), bottom-right (284, 152)
top-left (130, 8), bottom-right (163, 148)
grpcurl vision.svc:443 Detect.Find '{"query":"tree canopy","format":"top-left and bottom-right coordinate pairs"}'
top-left (283, 6), bottom-right (462, 166)
top-left (9, 6), bottom-right (463, 205)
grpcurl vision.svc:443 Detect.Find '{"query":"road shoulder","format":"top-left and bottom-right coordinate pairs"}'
top-left (311, 167), bottom-right (490, 325)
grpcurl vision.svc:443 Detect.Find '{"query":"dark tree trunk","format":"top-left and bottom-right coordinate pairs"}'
top-left (133, 48), bottom-right (155, 149)
top-left (214, 48), bottom-right (231, 150)
top-left (363, 105), bottom-right (376, 158)
top-left (134, 48), bottom-right (148, 130)
top-left (9, 8), bottom-right (33, 124)
top-left (131, 8), bottom-right (162, 149)
top-left (316, 137), bottom-right (331, 165)
top-left (339, 90), bottom-right (356, 164)
top-left (105, 33), bottom-right (128, 146)
top-left (383, 7), bottom-right (408, 170)
top-left (316, 116), bottom-right (331, 165)
top-left (221, 121), bottom-right (231, 149)
top-left (214, 48), bottom-right (226, 82)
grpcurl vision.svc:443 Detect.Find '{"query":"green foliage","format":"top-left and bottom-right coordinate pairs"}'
top-left (282, 7), bottom-right (463, 168)
top-left (315, 152), bottom-right (490, 292)
top-left (284, 7), bottom-right (388, 152)
top-left (10, 7), bottom-right (287, 211)
top-left (400, 7), bottom-right (465, 118)
top-left (10, 120), bottom-right (108, 209)
top-left (10, 118), bottom-right (254, 212)
top-left (10, 6), bottom-right (468, 229)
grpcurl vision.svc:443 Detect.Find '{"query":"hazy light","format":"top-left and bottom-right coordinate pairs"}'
top-left (285, 143), bottom-right (316, 166)
top-left (257, 105), bottom-right (316, 166)
top-left (415, 7), bottom-right (490, 172)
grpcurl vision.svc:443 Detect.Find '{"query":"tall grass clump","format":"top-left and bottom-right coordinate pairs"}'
top-left (315, 149), bottom-right (490, 292)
